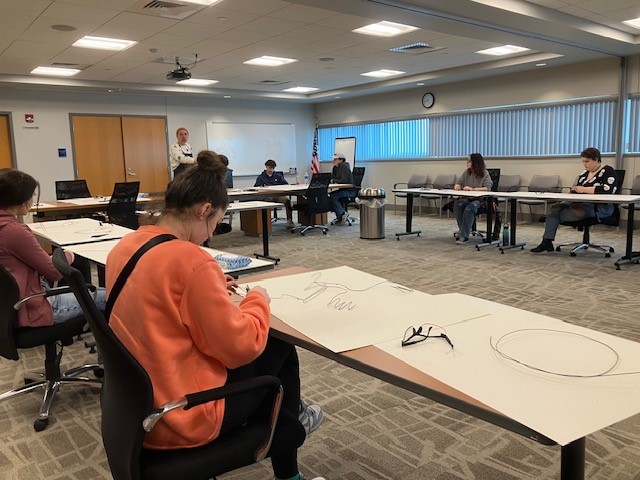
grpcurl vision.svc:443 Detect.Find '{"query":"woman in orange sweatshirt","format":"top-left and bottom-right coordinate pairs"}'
top-left (106, 158), bottom-right (324, 480)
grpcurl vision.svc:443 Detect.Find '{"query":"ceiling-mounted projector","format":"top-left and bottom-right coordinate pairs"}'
top-left (166, 67), bottom-right (191, 81)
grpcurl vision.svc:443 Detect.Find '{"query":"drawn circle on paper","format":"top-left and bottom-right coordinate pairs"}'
top-left (493, 329), bottom-right (619, 377)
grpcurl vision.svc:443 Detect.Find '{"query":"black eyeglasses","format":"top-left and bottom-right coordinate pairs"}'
top-left (401, 324), bottom-right (454, 349)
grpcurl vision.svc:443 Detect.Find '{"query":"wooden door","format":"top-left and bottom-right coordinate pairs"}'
top-left (122, 117), bottom-right (169, 194)
top-left (72, 116), bottom-right (126, 196)
top-left (0, 115), bottom-right (14, 169)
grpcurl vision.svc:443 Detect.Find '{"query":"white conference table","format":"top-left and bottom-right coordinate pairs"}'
top-left (27, 218), bottom-right (134, 246)
top-left (228, 183), bottom-right (353, 198)
top-left (31, 195), bottom-right (153, 218)
top-left (66, 239), bottom-right (275, 277)
top-left (227, 201), bottom-right (284, 263)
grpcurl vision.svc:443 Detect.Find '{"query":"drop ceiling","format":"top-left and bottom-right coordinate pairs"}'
top-left (0, 0), bottom-right (638, 102)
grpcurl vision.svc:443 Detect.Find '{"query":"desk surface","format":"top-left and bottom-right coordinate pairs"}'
top-left (28, 218), bottom-right (134, 246)
top-left (31, 195), bottom-right (152, 214)
top-left (227, 200), bottom-right (283, 212)
top-left (228, 183), bottom-right (353, 197)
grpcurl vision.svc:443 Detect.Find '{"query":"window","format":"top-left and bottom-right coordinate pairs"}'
top-left (627, 96), bottom-right (640, 154)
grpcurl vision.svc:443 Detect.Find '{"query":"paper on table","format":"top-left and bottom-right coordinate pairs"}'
top-left (246, 266), bottom-right (488, 352)
top-left (376, 295), bottom-right (640, 446)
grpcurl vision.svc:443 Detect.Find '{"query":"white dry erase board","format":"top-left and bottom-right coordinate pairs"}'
top-left (334, 137), bottom-right (356, 167)
top-left (206, 122), bottom-right (296, 176)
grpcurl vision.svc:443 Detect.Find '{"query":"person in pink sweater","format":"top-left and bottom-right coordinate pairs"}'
top-left (0, 168), bottom-right (106, 327)
top-left (106, 158), bottom-right (324, 480)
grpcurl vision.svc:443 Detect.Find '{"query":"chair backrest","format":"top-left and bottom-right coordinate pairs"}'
top-left (352, 167), bottom-right (365, 189)
top-left (614, 169), bottom-right (626, 191)
top-left (527, 175), bottom-right (560, 193)
top-left (600, 169), bottom-right (626, 226)
top-left (225, 168), bottom-right (234, 189)
top-left (55, 179), bottom-right (91, 200)
top-left (432, 174), bottom-right (456, 189)
top-left (0, 265), bottom-right (19, 361)
top-left (486, 168), bottom-right (500, 192)
top-left (630, 175), bottom-right (640, 195)
top-left (52, 249), bottom-right (151, 480)
top-left (107, 182), bottom-right (140, 230)
top-left (497, 174), bottom-right (520, 192)
top-left (310, 172), bottom-right (331, 187)
top-left (407, 174), bottom-right (428, 189)
top-left (304, 185), bottom-right (331, 216)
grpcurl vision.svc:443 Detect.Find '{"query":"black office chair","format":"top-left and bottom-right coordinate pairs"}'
top-left (291, 182), bottom-right (331, 236)
top-left (55, 179), bottom-right (91, 200)
top-left (104, 181), bottom-right (140, 230)
top-left (556, 169), bottom-right (625, 257)
top-left (225, 168), bottom-right (234, 189)
top-left (469, 168), bottom-right (501, 241)
top-left (0, 265), bottom-right (101, 431)
top-left (51, 250), bottom-right (289, 480)
top-left (338, 166), bottom-right (365, 226)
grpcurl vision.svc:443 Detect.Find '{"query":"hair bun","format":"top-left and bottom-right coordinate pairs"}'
top-left (195, 150), bottom-right (227, 182)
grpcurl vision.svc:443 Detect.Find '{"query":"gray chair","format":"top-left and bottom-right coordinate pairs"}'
top-left (518, 175), bottom-right (561, 222)
top-left (421, 174), bottom-right (457, 217)
top-left (496, 174), bottom-right (521, 219)
top-left (393, 174), bottom-right (428, 215)
top-left (621, 175), bottom-right (640, 220)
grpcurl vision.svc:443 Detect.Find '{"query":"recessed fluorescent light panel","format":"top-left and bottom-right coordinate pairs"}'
top-left (622, 17), bottom-right (640, 29)
top-left (177, 78), bottom-right (218, 86)
top-left (181, 0), bottom-right (223, 5)
top-left (476, 45), bottom-right (529, 56)
top-left (283, 87), bottom-right (318, 93)
top-left (244, 56), bottom-right (297, 67)
top-left (72, 36), bottom-right (137, 51)
top-left (361, 69), bottom-right (405, 78)
top-left (31, 66), bottom-right (80, 77)
top-left (353, 21), bottom-right (418, 37)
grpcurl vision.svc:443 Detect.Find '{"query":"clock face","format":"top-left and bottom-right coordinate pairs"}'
top-left (422, 92), bottom-right (435, 109)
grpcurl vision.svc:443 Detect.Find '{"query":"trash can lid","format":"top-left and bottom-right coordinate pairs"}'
top-left (359, 187), bottom-right (386, 198)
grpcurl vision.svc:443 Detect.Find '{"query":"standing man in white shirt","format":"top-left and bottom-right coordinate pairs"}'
top-left (169, 127), bottom-right (194, 178)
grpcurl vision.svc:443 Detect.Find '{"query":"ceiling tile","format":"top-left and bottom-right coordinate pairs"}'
top-left (0, 0), bottom-right (50, 16)
top-left (0, 13), bottom-right (39, 30)
top-left (185, 6), bottom-right (259, 28)
top-left (57, 0), bottom-right (138, 10)
top-left (41, 2), bottom-right (119, 24)
top-left (3, 40), bottom-right (68, 60)
top-left (240, 16), bottom-right (306, 35)
top-left (217, 0), bottom-right (290, 16)
top-left (101, 12), bottom-right (177, 33)
top-left (268, 4), bottom-right (337, 22)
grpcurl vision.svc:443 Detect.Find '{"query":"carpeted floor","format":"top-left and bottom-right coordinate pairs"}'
top-left (1, 210), bottom-right (640, 480)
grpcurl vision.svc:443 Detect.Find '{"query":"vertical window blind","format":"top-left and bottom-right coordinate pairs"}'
top-left (627, 97), bottom-right (640, 153)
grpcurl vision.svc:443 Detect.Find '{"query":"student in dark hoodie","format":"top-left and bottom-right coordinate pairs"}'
top-left (254, 159), bottom-right (294, 229)
top-left (0, 168), bottom-right (106, 327)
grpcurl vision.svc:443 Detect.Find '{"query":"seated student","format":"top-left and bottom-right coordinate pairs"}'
top-left (105, 160), bottom-right (324, 480)
top-left (329, 153), bottom-right (355, 225)
top-left (531, 147), bottom-right (618, 252)
top-left (0, 168), bottom-right (106, 327)
top-left (255, 159), bottom-right (294, 229)
top-left (453, 153), bottom-right (493, 245)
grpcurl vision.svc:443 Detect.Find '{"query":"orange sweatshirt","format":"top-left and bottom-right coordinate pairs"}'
top-left (105, 225), bottom-right (270, 449)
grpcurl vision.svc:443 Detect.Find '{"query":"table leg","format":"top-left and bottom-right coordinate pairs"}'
top-left (561, 437), bottom-right (585, 480)
top-left (499, 198), bottom-right (526, 253)
top-left (476, 195), bottom-right (500, 249)
top-left (615, 203), bottom-right (640, 269)
top-left (254, 208), bottom-right (280, 264)
top-left (395, 194), bottom-right (422, 239)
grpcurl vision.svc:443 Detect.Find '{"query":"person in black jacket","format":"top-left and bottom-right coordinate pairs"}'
top-left (254, 159), bottom-right (294, 228)
top-left (329, 153), bottom-right (355, 225)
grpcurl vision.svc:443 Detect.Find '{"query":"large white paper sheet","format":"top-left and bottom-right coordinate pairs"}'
top-left (245, 267), bottom-right (488, 352)
top-left (28, 218), bottom-right (133, 246)
top-left (57, 197), bottom-right (110, 205)
top-left (376, 296), bottom-right (640, 446)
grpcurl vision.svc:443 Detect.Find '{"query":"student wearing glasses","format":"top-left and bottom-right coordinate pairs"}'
top-left (452, 153), bottom-right (493, 245)
top-left (531, 147), bottom-right (618, 253)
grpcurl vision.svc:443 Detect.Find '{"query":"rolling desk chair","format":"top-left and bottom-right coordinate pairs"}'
top-left (339, 166), bottom-right (365, 226)
top-left (52, 250), bottom-right (292, 480)
top-left (55, 179), bottom-right (91, 200)
top-left (291, 175), bottom-right (331, 235)
top-left (470, 168), bottom-right (501, 242)
top-left (0, 265), bottom-right (101, 431)
top-left (106, 181), bottom-right (140, 230)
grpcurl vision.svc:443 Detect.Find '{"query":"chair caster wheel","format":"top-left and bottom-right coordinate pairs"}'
top-left (555, 247), bottom-right (561, 251)
top-left (290, 230), bottom-right (295, 234)
top-left (94, 367), bottom-right (104, 378)
top-left (323, 231), bottom-right (327, 235)
top-left (570, 252), bottom-right (576, 257)
top-left (605, 253), bottom-right (611, 258)
top-left (300, 233), bottom-right (305, 236)
top-left (610, 248), bottom-right (615, 253)
top-left (396, 237), bottom-right (400, 241)
top-left (34, 418), bottom-right (49, 432)
top-left (24, 378), bottom-right (35, 385)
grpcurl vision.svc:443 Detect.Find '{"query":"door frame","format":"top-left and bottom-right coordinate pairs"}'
top-left (0, 111), bottom-right (17, 168)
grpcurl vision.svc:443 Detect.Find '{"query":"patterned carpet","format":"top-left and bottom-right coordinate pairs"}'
top-left (1, 209), bottom-right (640, 480)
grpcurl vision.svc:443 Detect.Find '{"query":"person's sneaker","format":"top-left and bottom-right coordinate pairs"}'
top-left (330, 216), bottom-right (340, 225)
top-left (531, 239), bottom-right (554, 252)
top-left (337, 212), bottom-right (350, 225)
top-left (285, 220), bottom-right (295, 229)
top-left (455, 237), bottom-right (469, 245)
top-left (299, 402), bottom-right (324, 435)
top-left (300, 476), bottom-right (326, 480)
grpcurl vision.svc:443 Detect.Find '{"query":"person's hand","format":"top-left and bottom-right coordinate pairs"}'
top-left (570, 185), bottom-right (580, 194)
top-left (249, 286), bottom-right (271, 303)
top-left (225, 275), bottom-right (238, 295)
top-left (63, 250), bottom-right (75, 265)
top-left (453, 184), bottom-right (462, 191)
top-left (463, 186), bottom-right (473, 191)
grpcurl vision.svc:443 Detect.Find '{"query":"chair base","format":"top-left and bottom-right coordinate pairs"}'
top-left (0, 363), bottom-right (101, 431)
top-left (291, 224), bottom-right (328, 235)
top-left (556, 242), bottom-right (614, 258)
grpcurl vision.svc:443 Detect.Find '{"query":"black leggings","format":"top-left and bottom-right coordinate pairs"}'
top-left (220, 337), bottom-right (305, 479)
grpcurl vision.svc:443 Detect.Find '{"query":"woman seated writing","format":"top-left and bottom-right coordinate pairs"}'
top-left (531, 147), bottom-right (618, 253)
top-left (453, 153), bottom-right (493, 245)
top-left (106, 156), bottom-right (324, 480)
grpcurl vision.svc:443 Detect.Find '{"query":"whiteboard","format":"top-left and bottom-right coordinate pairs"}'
top-left (334, 137), bottom-right (356, 167)
top-left (206, 122), bottom-right (296, 176)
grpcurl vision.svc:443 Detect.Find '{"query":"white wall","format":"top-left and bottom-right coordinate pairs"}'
top-left (1, 87), bottom-right (314, 199)
top-left (314, 57), bottom-right (640, 214)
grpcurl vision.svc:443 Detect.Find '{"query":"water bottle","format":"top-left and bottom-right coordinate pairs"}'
top-left (304, 171), bottom-right (309, 184)
top-left (502, 223), bottom-right (510, 247)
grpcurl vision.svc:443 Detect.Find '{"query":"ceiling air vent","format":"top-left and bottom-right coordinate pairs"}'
top-left (389, 42), bottom-right (444, 55)
top-left (253, 80), bottom-right (290, 87)
top-left (129, 0), bottom-right (204, 20)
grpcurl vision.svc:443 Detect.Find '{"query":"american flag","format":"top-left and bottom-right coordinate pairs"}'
top-left (311, 120), bottom-right (320, 174)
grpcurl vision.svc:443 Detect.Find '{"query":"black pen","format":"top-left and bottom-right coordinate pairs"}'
top-left (91, 233), bottom-right (108, 238)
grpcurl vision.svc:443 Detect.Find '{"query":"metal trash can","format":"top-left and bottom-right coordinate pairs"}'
top-left (357, 188), bottom-right (386, 239)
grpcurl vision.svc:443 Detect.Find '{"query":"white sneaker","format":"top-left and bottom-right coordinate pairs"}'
top-left (299, 402), bottom-right (324, 435)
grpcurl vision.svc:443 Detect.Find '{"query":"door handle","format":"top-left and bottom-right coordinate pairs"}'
top-left (127, 168), bottom-right (137, 177)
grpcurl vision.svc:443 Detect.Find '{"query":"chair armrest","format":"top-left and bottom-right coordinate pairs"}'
top-left (13, 284), bottom-right (97, 310)
top-left (393, 182), bottom-right (408, 189)
top-left (143, 375), bottom-right (282, 462)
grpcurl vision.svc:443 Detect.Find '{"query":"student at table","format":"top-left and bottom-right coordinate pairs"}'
top-left (453, 153), bottom-right (493, 245)
top-left (169, 127), bottom-right (194, 178)
top-left (0, 168), bottom-right (106, 327)
top-left (329, 152), bottom-right (354, 225)
top-left (531, 147), bottom-right (618, 253)
top-left (255, 159), bottom-right (294, 229)
top-left (105, 160), bottom-right (324, 480)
